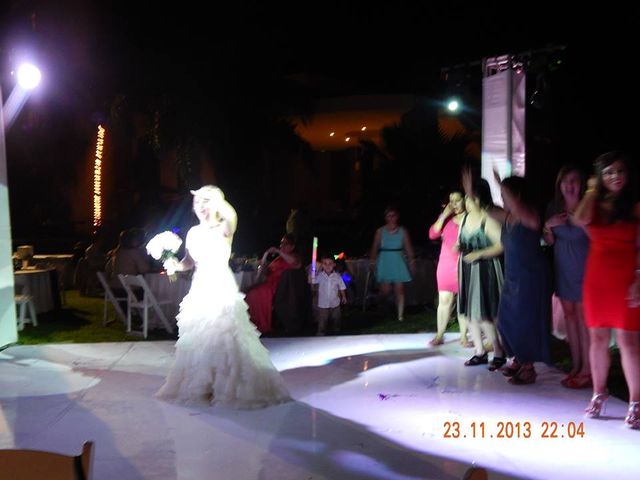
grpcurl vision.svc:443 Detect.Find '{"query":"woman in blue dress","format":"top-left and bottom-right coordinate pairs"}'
top-left (491, 173), bottom-right (552, 385)
top-left (543, 165), bottom-right (591, 388)
top-left (369, 206), bottom-right (415, 321)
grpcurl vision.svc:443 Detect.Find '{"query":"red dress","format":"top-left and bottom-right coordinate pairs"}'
top-left (245, 257), bottom-right (296, 333)
top-left (583, 220), bottom-right (640, 331)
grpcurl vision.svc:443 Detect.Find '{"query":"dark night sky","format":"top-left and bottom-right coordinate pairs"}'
top-left (2, 1), bottom-right (638, 150)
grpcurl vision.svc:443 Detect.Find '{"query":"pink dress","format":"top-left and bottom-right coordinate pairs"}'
top-left (429, 218), bottom-right (460, 293)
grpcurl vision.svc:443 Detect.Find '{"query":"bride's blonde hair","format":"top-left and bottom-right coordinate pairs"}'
top-left (190, 185), bottom-right (224, 202)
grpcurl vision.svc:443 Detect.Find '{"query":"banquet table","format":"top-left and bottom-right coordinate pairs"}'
top-left (14, 268), bottom-right (57, 313)
top-left (33, 254), bottom-right (75, 289)
top-left (345, 258), bottom-right (437, 307)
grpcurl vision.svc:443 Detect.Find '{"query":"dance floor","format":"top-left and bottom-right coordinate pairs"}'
top-left (0, 334), bottom-right (637, 479)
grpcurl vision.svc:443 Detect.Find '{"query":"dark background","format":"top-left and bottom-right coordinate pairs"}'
top-left (1, 1), bottom-right (638, 255)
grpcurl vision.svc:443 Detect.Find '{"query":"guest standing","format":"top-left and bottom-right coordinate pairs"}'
top-left (574, 151), bottom-right (640, 429)
top-left (428, 191), bottom-right (470, 346)
top-left (245, 234), bottom-right (302, 333)
top-left (543, 165), bottom-right (591, 388)
top-left (491, 173), bottom-right (552, 385)
top-left (369, 206), bottom-right (415, 321)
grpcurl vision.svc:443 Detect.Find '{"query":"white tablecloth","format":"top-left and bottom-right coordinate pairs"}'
top-left (345, 258), bottom-right (437, 306)
top-left (141, 270), bottom-right (259, 328)
top-left (14, 268), bottom-right (56, 313)
top-left (33, 254), bottom-right (74, 289)
top-left (144, 273), bottom-right (191, 323)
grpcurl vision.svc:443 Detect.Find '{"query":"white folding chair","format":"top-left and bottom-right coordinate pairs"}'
top-left (96, 272), bottom-right (127, 326)
top-left (118, 274), bottom-right (174, 338)
top-left (14, 284), bottom-right (37, 331)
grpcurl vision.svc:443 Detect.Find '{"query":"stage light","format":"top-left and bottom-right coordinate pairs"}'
top-left (446, 99), bottom-right (460, 113)
top-left (16, 63), bottom-right (41, 90)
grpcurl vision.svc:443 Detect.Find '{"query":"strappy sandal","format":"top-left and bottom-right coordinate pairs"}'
top-left (488, 356), bottom-right (506, 372)
top-left (509, 365), bottom-right (537, 385)
top-left (429, 336), bottom-right (445, 346)
top-left (501, 359), bottom-right (522, 377)
top-left (464, 353), bottom-right (488, 366)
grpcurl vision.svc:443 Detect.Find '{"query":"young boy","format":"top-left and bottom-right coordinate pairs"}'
top-left (311, 254), bottom-right (347, 335)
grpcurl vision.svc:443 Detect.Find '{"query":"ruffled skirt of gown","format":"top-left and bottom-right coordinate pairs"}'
top-left (156, 268), bottom-right (291, 409)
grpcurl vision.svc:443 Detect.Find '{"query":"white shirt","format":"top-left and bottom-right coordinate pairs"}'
top-left (313, 271), bottom-right (346, 308)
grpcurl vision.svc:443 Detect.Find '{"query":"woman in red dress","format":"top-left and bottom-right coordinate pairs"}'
top-left (245, 234), bottom-right (301, 333)
top-left (575, 151), bottom-right (640, 429)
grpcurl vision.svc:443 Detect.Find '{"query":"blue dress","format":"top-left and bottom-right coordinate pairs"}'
top-left (498, 222), bottom-right (551, 363)
top-left (376, 227), bottom-right (411, 283)
top-left (550, 223), bottom-right (589, 302)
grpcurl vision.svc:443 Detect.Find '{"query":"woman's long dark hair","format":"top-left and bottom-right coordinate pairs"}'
top-left (594, 151), bottom-right (637, 222)
top-left (473, 178), bottom-right (494, 210)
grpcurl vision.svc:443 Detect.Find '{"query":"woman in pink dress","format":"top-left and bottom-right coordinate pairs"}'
top-left (428, 191), bottom-right (469, 346)
top-left (245, 234), bottom-right (301, 333)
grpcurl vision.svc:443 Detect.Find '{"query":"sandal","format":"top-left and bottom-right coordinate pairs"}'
top-left (585, 392), bottom-right (609, 418)
top-left (488, 356), bottom-right (506, 372)
top-left (509, 365), bottom-right (537, 385)
top-left (429, 336), bottom-right (445, 346)
top-left (464, 353), bottom-right (488, 366)
top-left (501, 359), bottom-right (521, 377)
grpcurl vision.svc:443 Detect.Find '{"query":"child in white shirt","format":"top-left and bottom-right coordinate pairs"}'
top-left (311, 255), bottom-right (347, 335)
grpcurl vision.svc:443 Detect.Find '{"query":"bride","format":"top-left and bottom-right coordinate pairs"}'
top-left (156, 185), bottom-right (291, 408)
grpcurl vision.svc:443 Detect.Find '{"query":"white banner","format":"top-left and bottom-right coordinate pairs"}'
top-left (481, 69), bottom-right (526, 204)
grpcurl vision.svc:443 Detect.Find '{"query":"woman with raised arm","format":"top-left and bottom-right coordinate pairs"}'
top-left (574, 152), bottom-right (640, 429)
top-left (491, 172), bottom-right (552, 385)
top-left (429, 191), bottom-right (470, 346)
top-left (156, 186), bottom-right (290, 409)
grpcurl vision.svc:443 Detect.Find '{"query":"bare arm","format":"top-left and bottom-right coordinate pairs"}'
top-left (403, 227), bottom-right (416, 266)
top-left (628, 203), bottom-right (640, 307)
top-left (499, 184), bottom-right (540, 230)
top-left (429, 205), bottom-right (453, 239)
top-left (574, 178), bottom-right (598, 226)
top-left (217, 200), bottom-right (238, 240)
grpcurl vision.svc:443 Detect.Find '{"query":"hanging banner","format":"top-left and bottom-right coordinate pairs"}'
top-left (481, 68), bottom-right (526, 204)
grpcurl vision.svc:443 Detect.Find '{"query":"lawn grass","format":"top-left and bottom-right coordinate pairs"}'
top-left (15, 290), bottom-right (630, 401)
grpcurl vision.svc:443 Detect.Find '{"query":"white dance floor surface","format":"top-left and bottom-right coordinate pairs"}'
top-left (1, 334), bottom-right (637, 479)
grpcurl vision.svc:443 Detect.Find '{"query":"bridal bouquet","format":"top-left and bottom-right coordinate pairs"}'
top-left (146, 231), bottom-right (183, 281)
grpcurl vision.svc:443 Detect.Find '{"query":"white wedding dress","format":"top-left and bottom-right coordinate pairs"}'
top-left (156, 224), bottom-right (291, 408)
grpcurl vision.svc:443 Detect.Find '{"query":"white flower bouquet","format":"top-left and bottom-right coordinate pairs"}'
top-left (146, 231), bottom-right (183, 281)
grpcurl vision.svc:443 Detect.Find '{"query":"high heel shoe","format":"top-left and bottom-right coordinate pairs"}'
top-left (624, 402), bottom-right (640, 429)
top-left (585, 392), bottom-right (609, 418)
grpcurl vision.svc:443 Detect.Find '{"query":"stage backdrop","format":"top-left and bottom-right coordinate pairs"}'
top-left (0, 92), bottom-right (17, 349)
top-left (482, 69), bottom-right (526, 204)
